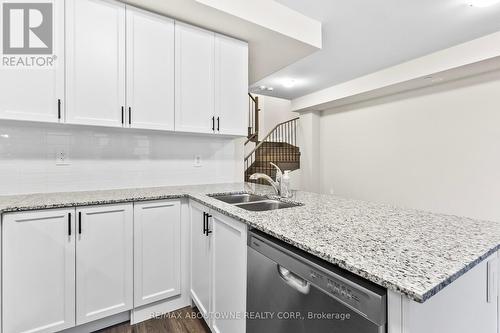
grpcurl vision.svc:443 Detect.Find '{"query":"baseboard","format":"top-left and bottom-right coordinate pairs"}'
top-left (130, 294), bottom-right (191, 325)
top-left (57, 295), bottom-right (192, 332)
top-left (60, 311), bottom-right (130, 333)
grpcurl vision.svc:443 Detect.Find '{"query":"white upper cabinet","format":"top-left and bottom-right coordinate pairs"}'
top-left (174, 23), bottom-right (248, 136)
top-left (2, 208), bottom-right (76, 333)
top-left (76, 204), bottom-right (133, 325)
top-left (1, 0), bottom-right (248, 135)
top-left (0, 0), bottom-right (64, 123)
top-left (126, 7), bottom-right (175, 131)
top-left (175, 22), bottom-right (216, 134)
top-left (66, 0), bottom-right (126, 127)
top-left (215, 34), bottom-right (249, 136)
top-left (133, 200), bottom-right (181, 307)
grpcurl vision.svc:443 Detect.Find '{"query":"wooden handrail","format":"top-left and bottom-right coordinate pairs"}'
top-left (248, 92), bottom-right (257, 103)
top-left (244, 133), bottom-right (258, 146)
top-left (244, 117), bottom-right (299, 162)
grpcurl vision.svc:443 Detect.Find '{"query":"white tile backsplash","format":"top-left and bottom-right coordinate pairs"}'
top-left (0, 120), bottom-right (244, 195)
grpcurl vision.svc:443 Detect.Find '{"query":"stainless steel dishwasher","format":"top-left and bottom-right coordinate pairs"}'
top-left (247, 230), bottom-right (387, 333)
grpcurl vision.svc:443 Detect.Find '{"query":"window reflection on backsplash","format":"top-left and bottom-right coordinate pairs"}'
top-left (0, 120), bottom-right (244, 195)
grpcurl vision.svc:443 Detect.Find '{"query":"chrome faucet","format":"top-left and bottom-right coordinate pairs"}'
top-left (249, 163), bottom-right (283, 196)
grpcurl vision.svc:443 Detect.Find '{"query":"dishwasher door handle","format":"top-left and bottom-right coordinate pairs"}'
top-left (277, 265), bottom-right (311, 295)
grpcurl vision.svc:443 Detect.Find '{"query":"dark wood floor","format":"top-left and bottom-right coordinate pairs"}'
top-left (97, 307), bottom-right (210, 333)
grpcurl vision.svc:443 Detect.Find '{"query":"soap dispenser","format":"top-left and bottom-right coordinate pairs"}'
top-left (281, 170), bottom-right (291, 198)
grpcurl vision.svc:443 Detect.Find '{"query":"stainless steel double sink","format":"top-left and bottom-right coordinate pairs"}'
top-left (210, 193), bottom-right (302, 212)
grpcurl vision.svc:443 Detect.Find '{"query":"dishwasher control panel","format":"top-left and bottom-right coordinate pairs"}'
top-left (327, 278), bottom-right (361, 303)
top-left (307, 268), bottom-right (362, 307)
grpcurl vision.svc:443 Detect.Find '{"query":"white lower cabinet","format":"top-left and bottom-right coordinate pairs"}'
top-left (75, 204), bottom-right (133, 325)
top-left (388, 251), bottom-right (499, 333)
top-left (1, 200), bottom-right (184, 333)
top-left (190, 201), bottom-right (247, 333)
top-left (134, 200), bottom-right (181, 307)
top-left (2, 209), bottom-right (76, 333)
top-left (190, 201), bottom-right (213, 318)
top-left (211, 212), bottom-right (247, 333)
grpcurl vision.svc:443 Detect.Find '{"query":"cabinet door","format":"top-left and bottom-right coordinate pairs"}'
top-left (134, 200), bottom-right (181, 307)
top-left (399, 252), bottom-right (498, 333)
top-left (126, 6), bottom-right (175, 131)
top-left (215, 34), bottom-right (248, 136)
top-left (76, 204), bottom-right (133, 325)
top-left (190, 201), bottom-right (212, 319)
top-left (2, 208), bottom-right (75, 333)
top-left (211, 212), bottom-right (247, 333)
top-left (66, 0), bottom-right (126, 127)
top-left (175, 22), bottom-right (215, 134)
top-left (0, 0), bottom-right (64, 123)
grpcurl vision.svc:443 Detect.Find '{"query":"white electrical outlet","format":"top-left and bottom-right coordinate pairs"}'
top-left (193, 155), bottom-right (202, 167)
top-left (56, 150), bottom-right (70, 166)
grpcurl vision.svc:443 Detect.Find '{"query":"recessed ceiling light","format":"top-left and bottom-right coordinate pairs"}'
top-left (468, 0), bottom-right (500, 7)
top-left (266, 87), bottom-right (274, 91)
top-left (259, 85), bottom-right (266, 90)
top-left (282, 79), bottom-right (296, 88)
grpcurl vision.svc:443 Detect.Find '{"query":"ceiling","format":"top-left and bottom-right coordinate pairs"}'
top-left (251, 0), bottom-right (500, 100)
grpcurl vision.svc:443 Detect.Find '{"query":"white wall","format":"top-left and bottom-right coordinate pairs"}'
top-left (297, 111), bottom-right (320, 192)
top-left (256, 94), bottom-right (297, 139)
top-left (318, 69), bottom-right (500, 222)
top-left (0, 121), bottom-right (244, 195)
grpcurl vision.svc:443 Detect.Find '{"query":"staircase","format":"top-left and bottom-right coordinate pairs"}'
top-left (245, 94), bottom-right (300, 184)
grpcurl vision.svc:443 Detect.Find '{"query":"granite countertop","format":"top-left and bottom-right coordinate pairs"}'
top-left (0, 182), bottom-right (499, 303)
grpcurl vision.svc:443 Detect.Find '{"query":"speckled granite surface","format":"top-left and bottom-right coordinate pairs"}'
top-left (1, 182), bottom-right (499, 303)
